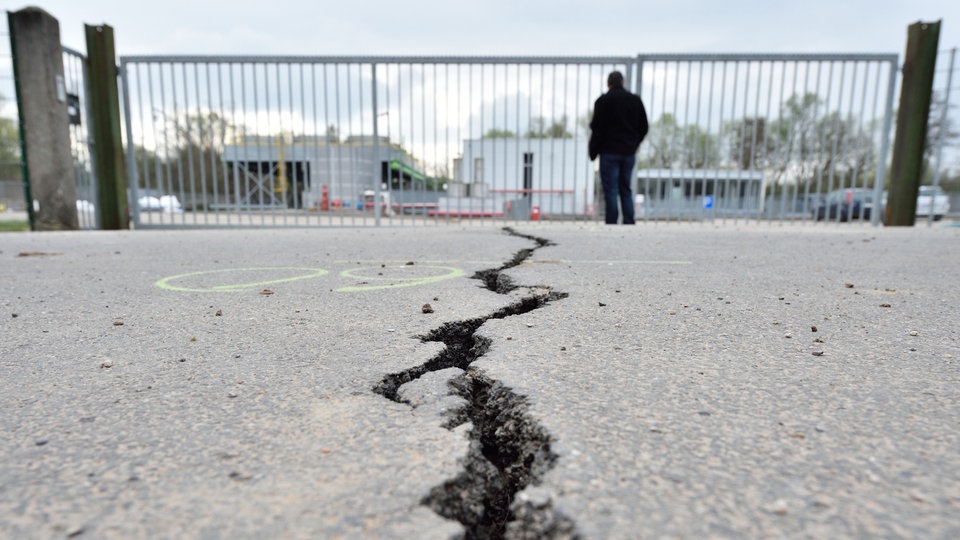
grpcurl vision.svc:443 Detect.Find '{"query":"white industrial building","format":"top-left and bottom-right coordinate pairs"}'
top-left (221, 135), bottom-right (427, 210)
top-left (443, 137), bottom-right (596, 218)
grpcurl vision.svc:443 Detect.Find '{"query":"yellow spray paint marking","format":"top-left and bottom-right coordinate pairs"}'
top-left (336, 265), bottom-right (466, 292)
top-left (155, 267), bottom-right (329, 293)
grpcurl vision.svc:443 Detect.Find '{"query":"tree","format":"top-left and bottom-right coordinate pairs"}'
top-left (525, 115), bottom-right (573, 139)
top-left (643, 113), bottom-right (719, 168)
top-left (484, 128), bottom-right (516, 138)
top-left (766, 93), bottom-right (877, 194)
top-left (326, 124), bottom-right (340, 143)
top-left (725, 117), bottom-right (772, 170)
top-left (0, 94), bottom-right (22, 184)
top-left (925, 89), bottom-right (959, 182)
top-left (150, 111), bottom-right (238, 204)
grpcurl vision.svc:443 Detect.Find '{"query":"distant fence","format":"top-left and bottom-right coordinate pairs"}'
top-left (119, 53), bottom-right (900, 227)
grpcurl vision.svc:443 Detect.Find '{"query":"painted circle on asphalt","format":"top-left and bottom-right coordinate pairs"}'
top-left (336, 265), bottom-right (466, 292)
top-left (155, 267), bottom-right (329, 293)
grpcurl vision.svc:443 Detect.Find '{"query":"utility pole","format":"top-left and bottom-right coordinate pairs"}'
top-left (886, 20), bottom-right (941, 226)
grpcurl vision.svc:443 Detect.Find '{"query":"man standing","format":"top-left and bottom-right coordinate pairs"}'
top-left (589, 71), bottom-right (649, 224)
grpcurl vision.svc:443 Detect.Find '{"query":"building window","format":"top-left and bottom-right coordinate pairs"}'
top-left (473, 158), bottom-right (483, 183)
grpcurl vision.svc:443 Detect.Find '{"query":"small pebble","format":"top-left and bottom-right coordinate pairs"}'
top-left (422, 304), bottom-right (434, 314)
top-left (100, 359), bottom-right (113, 369)
top-left (909, 330), bottom-right (919, 336)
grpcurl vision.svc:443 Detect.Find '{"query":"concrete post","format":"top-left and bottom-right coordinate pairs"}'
top-left (8, 7), bottom-right (79, 230)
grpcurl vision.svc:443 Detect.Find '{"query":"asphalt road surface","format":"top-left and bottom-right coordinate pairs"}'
top-left (1, 222), bottom-right (958, 539)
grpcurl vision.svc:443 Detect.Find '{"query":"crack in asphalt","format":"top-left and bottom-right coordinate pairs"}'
top-left (373, 227), bottom-right (579, 539)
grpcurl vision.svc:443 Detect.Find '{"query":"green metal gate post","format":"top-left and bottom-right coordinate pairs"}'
top-left (886, 20), bottom-right (941, 226)
top-left (85, 24), bottom-right (128, 229)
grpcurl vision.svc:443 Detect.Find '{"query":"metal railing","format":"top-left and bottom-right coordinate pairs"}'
top-left (63, 46), bottom-right (98, 229)
top-left (119, 54), bottom-right (899, 227)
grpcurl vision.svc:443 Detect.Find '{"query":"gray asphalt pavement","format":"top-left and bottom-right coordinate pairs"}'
top-left (1, 222), bottom-right (958, 539)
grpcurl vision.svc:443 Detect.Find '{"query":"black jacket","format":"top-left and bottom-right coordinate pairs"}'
top-left (588, 86), bottom-right (649, 160)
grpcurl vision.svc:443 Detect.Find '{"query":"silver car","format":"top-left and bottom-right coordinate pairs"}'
top-left (916, 185), bottom-right (950, 220)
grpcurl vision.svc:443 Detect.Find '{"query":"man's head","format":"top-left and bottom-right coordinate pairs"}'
top-left (607, 71), bottom-right (625, 89)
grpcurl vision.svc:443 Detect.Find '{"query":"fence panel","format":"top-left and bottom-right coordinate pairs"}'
top-left (120, 54), bottom-right (897, 228)
top-left (62, 46), bottom-right (98, 229)
top-left (635, 54), bottom-right (898, 225)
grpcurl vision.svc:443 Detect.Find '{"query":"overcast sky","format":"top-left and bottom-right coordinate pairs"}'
top-left (12, 0), bottom-right (960, 57)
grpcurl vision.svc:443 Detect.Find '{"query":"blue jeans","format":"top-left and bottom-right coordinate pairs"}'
top-left (599, 153), bottom-right (636, 224)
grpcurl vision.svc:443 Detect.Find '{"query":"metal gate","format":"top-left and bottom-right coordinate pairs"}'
top-left (63, 46), bottom-right (98, 229)
top-left (119, 54), bottom-right (897, 227)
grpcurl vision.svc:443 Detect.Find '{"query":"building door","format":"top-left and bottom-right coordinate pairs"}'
top-left (523, 153), bottom-right (534, 201)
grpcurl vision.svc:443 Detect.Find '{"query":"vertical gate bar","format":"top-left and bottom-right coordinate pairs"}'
top-left (251, 61), bottom-right (262, 225)
top-left (927, 47), bottom-right (955, 226)
top-left (761, 61), bottom-right (773, 220)
top-left (296, 62), bottom-right (306, 224)
top-left (679, 61), bottom-right (691, 222)
top-left (392, 63), bottom-right (402, 226)
top-left (234, 62), bottom-right (245, 221)
top-left (562, 63), bottom-right (571, 220)
top-left (757, 61), bottom-right (790, 225)
top-left (322, 63), bottom-right (332, 227)
top-left (308, 62), bottom-right (319, 226)
top-left (441, 62), bottom-right (449, 228)
top-left (132, 61), bottom-right (147, 228)
top-left (121, 58), bottom-right (139, 228)
top-left (266, 62), bottom-right (276, 226)
top-left (192, 62), bottom-right (205, 224)
top-left (750, 61), bottom-right (764, 222)
top-left (782, 61), bottom-right (798, 222)
top-left (692, 61), bottom-right (706, 223)
top-left (432, 64), bottom-right (440, 225)
top-left (167, 63), bottom-right (181, 226)
top-left (788, 61), bottom-right (806, 220)
top-left (289, 62), bottom-right (297, 223)
top-left (842, 62), bottom-right (861, 221)
top-left (573, 63), bottom-right (582, 222)
top-left (872, 57), bottom-right (897, 226)
top-left (516, 62), bottom-right (533, 220)
top-left (802, 61), bottom-right (816, 224)
top-left (810, 61), bottom-right (826, 223)
top-left (215, 62), bottom-right (227, 225)
top-left (179, 62), bottom-right (193, 226)
top-left (828, 61), bottom-right (846, 223)
top-left (384, 63), bottom-right (395, 225)
top-left (737, 61), bottom-right (750, 224)
top-left (454, 62), bottom-right (461, 227)
top-left (716, 61), bottom-right (728, 224)
top-left (852, 62), bottom-right (871, 220)
top-left (334, 64), bottom-right (344, 227)
top-left (372, 62), bottom-right (381, 227)
top-left (704, 60), bottom-right (717, 225)
top-left (204, 62), bottom-right (216, 225)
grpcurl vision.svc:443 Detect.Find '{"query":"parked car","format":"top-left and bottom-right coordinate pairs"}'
top-left (915, 185), bottom-right (950, 220)
top-left (813, 188), bottom-right (877, 222)
top-left (138, 194), bottom-right (184, 213)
